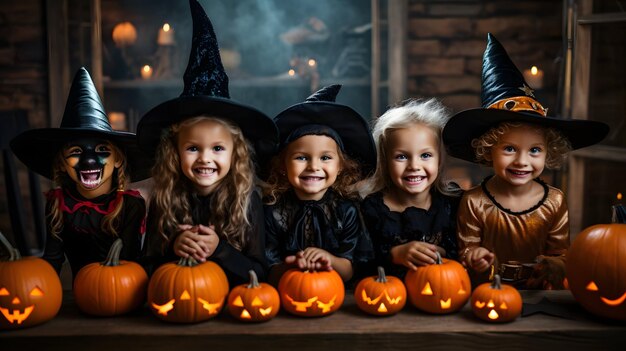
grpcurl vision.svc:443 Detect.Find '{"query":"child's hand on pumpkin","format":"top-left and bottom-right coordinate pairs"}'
top-left (390, 241), bottom-right (438, 270)
top-left (284, 248), bottom-right (333, 271)
top-left (300, 247), bottom-right (333, 271)
top-left (465, 247), bottom-right (495, 273)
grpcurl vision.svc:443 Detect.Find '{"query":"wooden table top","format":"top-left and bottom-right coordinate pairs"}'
top-left (1, 290), bottom-right (624, 350)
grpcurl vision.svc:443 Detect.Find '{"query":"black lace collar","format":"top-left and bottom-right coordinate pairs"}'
top-left (481, 175), bottom-right (549, 215)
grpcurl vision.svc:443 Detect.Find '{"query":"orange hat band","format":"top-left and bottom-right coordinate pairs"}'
top-left (487, 96), bottom-right (548, 117)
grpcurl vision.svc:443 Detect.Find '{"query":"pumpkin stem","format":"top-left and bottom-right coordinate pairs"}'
top-left (491, 274), bottom-right (502, 290)
top-left (375, 266), bottom-right (387, 283)
top-left (0, 231), bottom-right (21, 261)
top-left (102, 239), bottom-right (123, 266)
top-left (435, 251), bottom-right (442, 265)
top-left (247, 270), bottom-right (260, 288)
top-left (178, 256), bottom-right (199, 267)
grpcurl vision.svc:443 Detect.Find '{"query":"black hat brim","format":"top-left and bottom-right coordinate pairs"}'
top-left (443, 108), bottom-right (610, 163)
top-left (274, 102), bottom-right (376, 177)
top-left (137, 95), bottom-right (278, 167)
top-left (10, 128), bottom-right (153, 181)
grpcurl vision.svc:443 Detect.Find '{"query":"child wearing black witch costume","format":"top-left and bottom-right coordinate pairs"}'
top-left (442, 34), bottom-right (609, 289)
top-left (138, 0), bottom-right (278, 287)
top-left (263, 85), bottom-right (375, 285)
top-left (10, 68), bottom-right (151, 278)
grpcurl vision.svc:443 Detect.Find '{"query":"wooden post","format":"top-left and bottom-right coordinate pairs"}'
top-left (46, 0), bottom-right (70, 127)
top-left (388, 0), bottom-right (407, 106)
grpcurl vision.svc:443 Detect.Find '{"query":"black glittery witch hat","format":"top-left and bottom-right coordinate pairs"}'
top-left (136, 0), bottom-right (278, 164)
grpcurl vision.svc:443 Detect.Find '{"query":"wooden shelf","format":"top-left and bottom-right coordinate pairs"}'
top-left (103, 77), bottom-right (383, 90)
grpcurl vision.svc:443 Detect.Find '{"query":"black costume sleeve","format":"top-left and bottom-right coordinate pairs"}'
top-left (118, 194), bottom-right (146, 262)
top-left (263, 204), bottom-right (283, 267)
top-left (139, 201), bottom-right (177, 276)
top-left (42, 200), bottom-right (65, 275)
top-left (211, 191), bottom-right (268, 286)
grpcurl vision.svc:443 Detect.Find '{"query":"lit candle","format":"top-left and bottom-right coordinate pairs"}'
top-left (157, 23), bottom-right (175, 46)
top-left (141, 65), bottom-right (153, 80)
top-left (288, 69), bottom-right (296, 77)
top-left (108, 112), bottom-right (126, 130)
top-left (522, 66), bottom-right (544, 89)
top-left (308, 58), bottom-right (316, 67)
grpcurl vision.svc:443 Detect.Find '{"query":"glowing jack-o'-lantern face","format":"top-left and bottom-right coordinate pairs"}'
top-left (278, 269), bottom-right (345, 317)
top-left (355, 266), bottom-right (407, 316)
top-left (471, 275), bottom-right (522, 323)
top-left (147, 258), bottom-right (229, 323)
top-left (567, 222), bottom-right (626, 321)
top-left (227, 270), bottom-right (280, 322)
top-left (405, 252), bottom-right (470, 314)
top-left (0, 233), bottom-right (62, 330)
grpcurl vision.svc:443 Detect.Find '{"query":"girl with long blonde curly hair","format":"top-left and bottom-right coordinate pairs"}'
top-left (141, 116), bottom-right (271, 286)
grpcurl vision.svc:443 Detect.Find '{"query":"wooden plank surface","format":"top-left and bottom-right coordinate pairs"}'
top-left (1, 290), bottom-right (624, 350)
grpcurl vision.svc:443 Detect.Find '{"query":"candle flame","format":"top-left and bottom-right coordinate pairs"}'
top-left (288, 69), bottom-right (295, 76)
top-left (143, 65), bottom-right (152, 72)
top-left (531, 66), bottom-right (538, 75)
top-left (163, 23), bottom-right (171, 32)
top-left (308, 59), bottom-right (316, 67)
top-left (618, 192), bottom-right (623, 201)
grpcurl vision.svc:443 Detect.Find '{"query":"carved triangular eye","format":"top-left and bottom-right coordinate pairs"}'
top-left (180, 290), bottom-right (191, 300)
top-left (586, 281), bottom-right (599, 291)
top-left (30, 287), bottom-right (44, 296)
top-left (0, 288), bottom-right (9, 296)
top-left (251, 297), bottom-right (263, 306)
top-left (421, 282), bottom-right (433, 295)
top-left (232, 296), bottom-right (244, 307)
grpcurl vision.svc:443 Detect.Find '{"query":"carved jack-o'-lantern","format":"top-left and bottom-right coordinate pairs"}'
top-left (278, 269), bottom-right (344, 317)
top-left (73, 239), bottom-right (148, 316)
top-left (227, 270), bottom-right (279, 322)
top-left (147, 257), bottom-right (229, 323)
top-left (0, 232), bottom-right (62, 329)
top-left (405, 252), bottom-right (470, 314)
top-left (471, 274), bottom-right (522, 323)
top-left (567, 221), bottom-right (626, 321)
top-left (355, 266), bottom-right (406, 316)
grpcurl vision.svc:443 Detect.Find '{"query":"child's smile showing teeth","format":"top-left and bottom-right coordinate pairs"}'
top-left (79, 169), bottom-right (103, 188)
top-left (194, 167), bottom-right (217, 176)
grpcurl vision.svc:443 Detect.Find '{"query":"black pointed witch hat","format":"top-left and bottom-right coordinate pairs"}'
top-left (136, 0), bottom-right (278, 165)
top-left (10, 67), bottom-right (151, 181)
top-left (273, 84), bottom-right (376, 177)
top-left (443, 33), bottom-right (609, 163)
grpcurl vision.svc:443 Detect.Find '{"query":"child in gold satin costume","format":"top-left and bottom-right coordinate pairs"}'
top-left (442, 34), bottom-right (609, 289)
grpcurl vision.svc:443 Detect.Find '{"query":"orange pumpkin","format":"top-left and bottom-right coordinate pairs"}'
top-left (278, 269), bottom-right (344, 317)
top-left (567, 222), bottom-right (626, 321)
top-left (354, 266), bottom-right (406, 316)
top-left (405, 252), bottom-right (470, 314)
top-left (471, 274), bottom-right (522, 322)
top-left (73, 239), bottom-right (148, 316)
top-left (147, 257), bottom-right (229, 323)
top-left (227, 270), bottom-right (279, 322)
top-left (0, 232), bottom-right (62, 329)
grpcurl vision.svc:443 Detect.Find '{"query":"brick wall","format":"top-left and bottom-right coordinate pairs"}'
top-left (406, 0), bottom-right (563, 114)
top-left (0, 1), bottom-right (49, 242)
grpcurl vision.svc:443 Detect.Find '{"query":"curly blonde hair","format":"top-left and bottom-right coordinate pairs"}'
top-left (263, 137), bottom-right (361, 205)
top-left (471, 122), bottom-right (572, 169)
top-left (363, 98), bottom-right (461, 197)
top-left (151, 116), bottom-right (255, 251)
top-left (48, 142), bottom-right (128, 239)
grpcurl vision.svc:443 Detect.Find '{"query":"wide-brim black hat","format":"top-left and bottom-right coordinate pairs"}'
top-left (443, 33), bottom-right (609, 163)
top-left (10, 67), bottom-right (152, 181)
top-left (136, 0), bottom-right (278, 165)
top-left (274, 85), bottom-right (376, 177)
